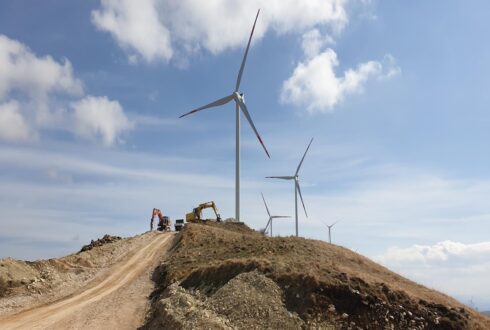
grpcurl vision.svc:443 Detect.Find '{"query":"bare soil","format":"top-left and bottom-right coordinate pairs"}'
top-left (0, 232), bottom-right (174, 329)
top-left (1, 222), bottom-right (489, 329)
top-left (143, 222), bottom-right (490, 330)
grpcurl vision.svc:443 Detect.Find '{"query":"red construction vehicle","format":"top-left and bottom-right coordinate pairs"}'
top-left (150, 208), bottom-right (171, 232)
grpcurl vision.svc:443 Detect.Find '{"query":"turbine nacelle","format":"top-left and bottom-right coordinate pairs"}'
top-left (234, 92), bottom-right (245, 103)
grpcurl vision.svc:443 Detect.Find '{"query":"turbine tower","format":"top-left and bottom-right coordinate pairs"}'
top-left (179, 10), bottom-right (269, 222)
top-left (322, 220), bottom-right (340, 244)
top-left (261, 193), bottom-right (290, 237)
top-left (266, 138), bottom-right (313, 237)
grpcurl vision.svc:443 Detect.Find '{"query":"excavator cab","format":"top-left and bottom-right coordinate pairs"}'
top-left (157, 216), bottom-right (171, 231)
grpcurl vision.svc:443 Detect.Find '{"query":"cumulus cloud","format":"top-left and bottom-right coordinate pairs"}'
top-left (0, 34), bottom-right (132, 146)
top-left (301, 29), bottom-right (335, 59)
top-left (281, 30), bottom-right (400, 113)
top-left (92, 0), bottom-right (348, 63)
top-left (375, 240), bottom-right (490, 308)
top-left (0, 101), bottom-right (32, 142)
top-left (0, 34), bottom-right (83, 100)
top-left (72, 96), bottom-right (133, 146)
top-left (376, 241), bottom-right (490, 265)
top-left (92, 0), bottom-right (173, 63)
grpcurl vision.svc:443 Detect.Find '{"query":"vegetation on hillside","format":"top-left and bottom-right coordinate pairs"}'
top-left (144, 223), bottom-right (490, 329)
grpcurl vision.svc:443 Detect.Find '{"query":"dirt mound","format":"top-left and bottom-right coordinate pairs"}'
top-left (0, 232), bottom-right (149, 315)
top-left (79, 234), bottom-right (122, 252)
top-left (145, 271), bottom-right (304, 329)
top-left (143, 222), bottom-right (490, 330)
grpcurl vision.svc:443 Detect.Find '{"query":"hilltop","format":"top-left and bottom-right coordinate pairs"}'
top-left (0, 223), bottom-right (489, 329)
top-left (144, 223), bottom-right (490, 329)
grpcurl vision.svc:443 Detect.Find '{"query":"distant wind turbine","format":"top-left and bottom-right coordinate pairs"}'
top-left (261, 193), bottom-right (290, 237)
top-left (322, 220), bottom-right (340, 244)
top-left (266, 138), bottom-right (313, 237)
top-left (179, 9), bottom-right (269, 222)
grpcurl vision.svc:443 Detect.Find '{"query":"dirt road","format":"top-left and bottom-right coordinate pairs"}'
top-left (0, 232), bottom-right (174, 330)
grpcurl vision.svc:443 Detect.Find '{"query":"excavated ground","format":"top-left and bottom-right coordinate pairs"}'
top-left (0, 233), bottom-right (159, 316)
top-left (142, 222), bottom-right (490, 330)
top-left (1, 224), bottom-right (489, 329)
top-left (0, 232), bottom-right (175, 330)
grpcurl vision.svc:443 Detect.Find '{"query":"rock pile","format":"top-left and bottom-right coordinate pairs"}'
top-left (146, 271), bottom-right (305, 329)
top-left (79, 235), bottom-right (122, 253)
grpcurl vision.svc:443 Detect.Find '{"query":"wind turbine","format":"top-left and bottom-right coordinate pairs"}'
top-left (179, 9), bottom-right (269, 223)
top-left (322, 220), bottom-right (340, 244)
top-left (261, 193), bottom-right (290, 237)
top-left (266, 138), bottom-right (313, 237)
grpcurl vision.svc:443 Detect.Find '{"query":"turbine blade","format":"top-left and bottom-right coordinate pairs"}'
top-left (261, 192), bottom-right (271, 217)
top-left (320, 220), bottom-right (330, 229)
top-left (179, 94), bottom-right (234, 118)
top-left (296, 137), bottom-right (314, 175)
top-left (296, 180), bottom-right (308, 217)
top-left (235, 9), bottom-right (260, 92)
top-left (237, 98), bottom-right (270, 158)
top-left (271, 216), bottom-right (291, 219)
top-left (266, 176), bottom-right (294, 180)
top-left (264, 217), bottom-right (272, 232)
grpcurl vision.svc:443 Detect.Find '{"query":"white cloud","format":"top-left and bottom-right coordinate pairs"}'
top-left (375, 241), bottom-right (490, 309)
top-left (281, 31), bottom-right (400, 113)
top-left (92, 0), bottom-right (348, 63)
top-left (72, 96), bottom-right (133, 146)
top-left (301, 29), bottom-right (335, 59)
top-left (0, 101), bottom-right (32, 142)
top-left (376, 241), bottom-right (490, 265)
top-left (0, 34), bottom-right (133, 145)
top-left (91, 0), bottom-right (173, 63)
top-left (0, 34), bottom-right (83, 100)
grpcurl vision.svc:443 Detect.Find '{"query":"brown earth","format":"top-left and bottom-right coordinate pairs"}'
top-left (1, 223), bottom-right (489, 329)
top-left (0, 232), bottom-right (174, 329)
top-left (143, 222), bottom-right (490, 330)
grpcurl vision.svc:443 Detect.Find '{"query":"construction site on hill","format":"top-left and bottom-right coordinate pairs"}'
top-left (1, 222), bottom-right (489, 329)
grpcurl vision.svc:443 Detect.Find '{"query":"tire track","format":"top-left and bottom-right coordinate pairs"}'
top-left (0, 233), bottom-right (173, 329)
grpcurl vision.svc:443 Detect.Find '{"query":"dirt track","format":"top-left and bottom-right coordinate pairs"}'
top-left (0, 232), bottom-right (173, 330)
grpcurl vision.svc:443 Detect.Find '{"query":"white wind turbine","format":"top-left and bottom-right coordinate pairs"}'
top-left (322, 220), bottom-right (340, 244)
top-left (261, 193), bottom-right (290, 237)
top-left (179, 9), bottom-right (269, 222)
top-left (266, 138), bottom-right (313, 237)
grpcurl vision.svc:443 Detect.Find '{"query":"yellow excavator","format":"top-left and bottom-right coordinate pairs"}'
top-left (186, 201), bottom-right (221, 223)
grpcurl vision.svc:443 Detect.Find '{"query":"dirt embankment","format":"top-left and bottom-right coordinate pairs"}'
top-left (0, 232), bottom-right (175, 329)
top-left (142, 222), bottom-right (490, 330)
top-left (0, 234), bottom-right (134, 315)
top-left (1, 223), bottom-right (489, 329)
top-left (0, 232), bottom-right (174, 330)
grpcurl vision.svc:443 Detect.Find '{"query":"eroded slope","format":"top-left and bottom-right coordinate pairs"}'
top-left (144, 223), bottom-right (490, 330)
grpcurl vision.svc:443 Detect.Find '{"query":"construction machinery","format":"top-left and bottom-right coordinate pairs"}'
top-left (174, 219), bottom-right (185, 231)
top-left (150, 208), bottom-right (172, 232)
top-left (185, 201), bottom-right (222, 223)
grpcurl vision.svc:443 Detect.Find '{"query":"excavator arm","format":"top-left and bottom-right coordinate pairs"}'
top-left (150, 208), bottom-right (171, 231)
top-left (186, 201), bottom-right (221, 222)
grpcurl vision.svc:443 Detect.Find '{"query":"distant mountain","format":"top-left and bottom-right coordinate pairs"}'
top-left (483, 311), bottom-right (490, 316)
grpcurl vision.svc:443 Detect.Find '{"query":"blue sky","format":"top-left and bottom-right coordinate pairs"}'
top-left (1, 0), bottom-right (490, 310)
